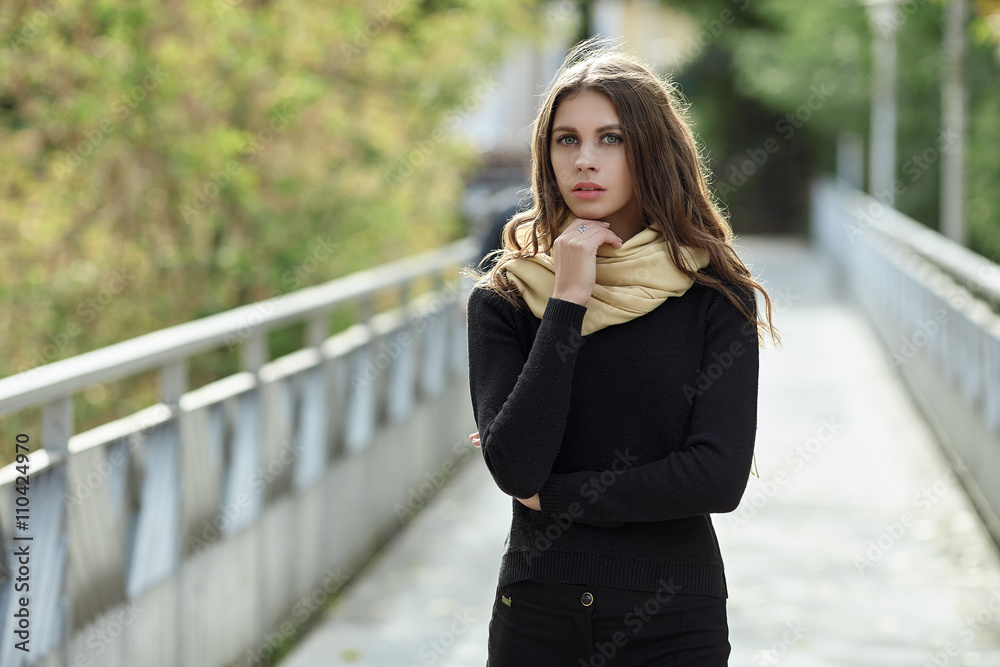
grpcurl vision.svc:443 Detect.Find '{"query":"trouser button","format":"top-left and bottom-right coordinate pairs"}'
top-left (581, 592), bottom-right (594, 607)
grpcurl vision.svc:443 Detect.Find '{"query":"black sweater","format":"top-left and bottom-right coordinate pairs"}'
top-left (465, 273), bottom-right (759, 598)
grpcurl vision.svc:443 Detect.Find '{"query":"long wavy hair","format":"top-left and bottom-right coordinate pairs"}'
top-left (463, 39), bottom-right (778, 345)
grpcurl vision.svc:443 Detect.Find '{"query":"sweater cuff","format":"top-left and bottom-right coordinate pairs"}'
top-left (544, 297), bottom-right (587, 329)
top-left (540, 472), bottom-right (626, 529)
top-left (538, 473), bottom-right (578, 519)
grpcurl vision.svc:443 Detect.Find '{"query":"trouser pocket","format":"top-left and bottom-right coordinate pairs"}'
top-left (492, 584), bottom-right (594, 666)
top-left (486, 586), bottom-right (516, 666)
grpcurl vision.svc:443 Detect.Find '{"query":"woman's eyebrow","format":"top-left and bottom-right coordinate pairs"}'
top-left (552, 123), bottom-right (623, 133)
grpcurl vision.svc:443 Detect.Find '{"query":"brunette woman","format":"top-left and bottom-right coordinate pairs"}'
top-left (463, 38), bottom-right (777, 666)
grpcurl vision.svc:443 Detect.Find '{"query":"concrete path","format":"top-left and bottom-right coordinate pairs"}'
top-left (279, 238), bottom-right (1000, 667)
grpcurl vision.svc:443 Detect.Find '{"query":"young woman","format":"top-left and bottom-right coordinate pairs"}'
top-left (462, 38), bottom-right (777, 666)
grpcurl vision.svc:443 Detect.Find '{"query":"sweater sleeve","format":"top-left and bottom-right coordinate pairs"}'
top-left (466, 287), bottom-right (588, 500)
top-left (537, 289), bottom-right (760, 525)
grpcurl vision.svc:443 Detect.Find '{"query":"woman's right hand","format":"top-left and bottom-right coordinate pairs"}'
top-left (551, 219), bottom-right (623, 306)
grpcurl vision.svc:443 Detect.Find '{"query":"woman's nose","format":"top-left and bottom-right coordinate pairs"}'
top-left (575, 146), bottom-right (598, 171)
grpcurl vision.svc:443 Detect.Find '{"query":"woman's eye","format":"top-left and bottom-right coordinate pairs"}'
top-left (556, 136), bottom-right (577, 145)
top-left (603, 134), bottom-right (623, 145)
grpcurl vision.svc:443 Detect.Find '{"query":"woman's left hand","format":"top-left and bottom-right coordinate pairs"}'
top-left (469, 431), bottom-right (541, 510)
top-left (517, 494), bottom-right (541, 511)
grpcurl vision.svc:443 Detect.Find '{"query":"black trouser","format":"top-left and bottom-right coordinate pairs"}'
top-left (486, 579), bottom-right (730, 666)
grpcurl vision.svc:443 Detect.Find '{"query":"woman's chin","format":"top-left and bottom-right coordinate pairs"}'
top-left (565, 204), bottom-right (608, 222)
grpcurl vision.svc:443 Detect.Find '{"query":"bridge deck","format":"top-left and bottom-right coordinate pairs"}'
top-left (279, 238), bottom-right (1000, 667)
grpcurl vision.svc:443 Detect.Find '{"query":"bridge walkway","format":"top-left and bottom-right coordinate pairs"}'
top-left (280, 238), bottom-right (1000, 667)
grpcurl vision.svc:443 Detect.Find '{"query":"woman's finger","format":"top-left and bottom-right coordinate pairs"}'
top-left (559, 219), bottom-right (622, 247)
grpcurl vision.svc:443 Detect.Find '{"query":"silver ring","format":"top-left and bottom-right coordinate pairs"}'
top-left (576, 225), bottom-right (587, 234)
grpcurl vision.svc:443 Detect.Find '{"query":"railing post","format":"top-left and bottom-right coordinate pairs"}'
top-left (40, 396), bottom-right (72, 664)
top-left (358, 294), bottom-right (373, 326)
top-left (864, 0), bottom-right (902, 205)
top-left (243, 332), bottom-right (268, 375)
top-left (160, 360), bottom-right (188, 411)
top-left (0, 237), bottom-right (481, 667)
top-left (400, 281), bottom-right (411, 309)
top-left (940, 0), bottom-right (966, 244)
top-left (41, 397), bottom-right (72, 457)
top-left (307, 315), bottom-right (328, 349)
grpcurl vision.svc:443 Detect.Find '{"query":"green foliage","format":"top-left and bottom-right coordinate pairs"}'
top-left (723, 0), bottom-right (1000, 259)
top-left (730, 0), bottom-right (870, 143)
top-left (665, 0), bottom-right (869, 235)
top-left (0, 4), bottom-right (535, 364)
top-left (0, 0), bottom-right (538, 462)
top-left (965, 20), bottom-right (1000, 261)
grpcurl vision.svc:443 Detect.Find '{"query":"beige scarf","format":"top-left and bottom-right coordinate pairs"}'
top-left (505, 217), bottom-right (710, 335)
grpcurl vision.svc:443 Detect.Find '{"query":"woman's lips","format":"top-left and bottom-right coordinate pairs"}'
top-left (572, 188), bottom-right (605, 200)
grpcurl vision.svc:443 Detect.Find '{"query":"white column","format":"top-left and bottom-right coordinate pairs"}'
top-left (836, 131), bottom-right (866, 190)
top-left (864, 0), bottom-right (903, 206)
top-left (940, 0), bottom-right (967, 244)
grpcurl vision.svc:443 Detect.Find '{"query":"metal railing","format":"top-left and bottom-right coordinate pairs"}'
top-left (812, 177), bottom-right (1000, 544)
top-left (0, 237), bottom-right (480, 667)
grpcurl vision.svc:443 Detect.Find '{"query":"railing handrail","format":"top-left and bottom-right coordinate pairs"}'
top-left (0, 229), bottom-right (480, 667)
top-left (0, 237), bottom-right (479, 417)
top-left (814, 176), bottom-right (1000, 554)
top-left (836, 181), bottom-right (1000, 306)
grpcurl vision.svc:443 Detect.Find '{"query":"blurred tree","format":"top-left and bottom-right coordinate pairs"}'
top-left (0, 0), bottom-right (539, 377)
top-left (0, 0), bottom-right (540, 460)
top-left (661, 0), bottom-right (840, 236)
top-left (966, 0), bottom-right (1000, 259)
top-left (722, 0), bottom-right (1000, 261)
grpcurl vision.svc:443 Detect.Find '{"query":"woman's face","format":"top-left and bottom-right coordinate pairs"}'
top-left (549, 88), bottom-right (640, 228)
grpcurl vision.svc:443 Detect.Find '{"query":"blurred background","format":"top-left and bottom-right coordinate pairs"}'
top-left (3, 0), bottom-right (1000, 665)
top-left (3, 0), bottom-right (999, 453)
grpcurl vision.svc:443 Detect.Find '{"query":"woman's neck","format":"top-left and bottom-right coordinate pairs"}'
top-left (605, 203), bottom-right (644, 243)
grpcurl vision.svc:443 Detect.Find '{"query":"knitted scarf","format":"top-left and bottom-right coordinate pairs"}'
top-left (505, 217), bottom-right (710, 336)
